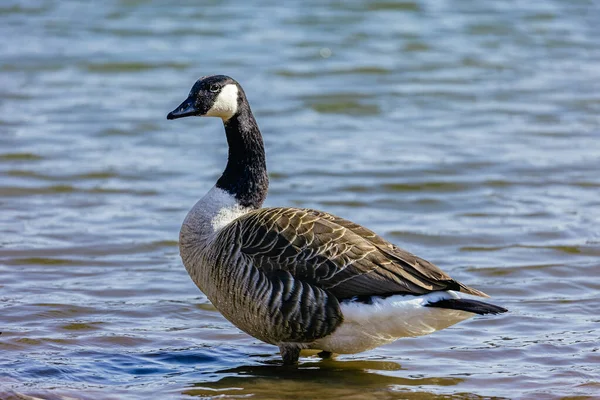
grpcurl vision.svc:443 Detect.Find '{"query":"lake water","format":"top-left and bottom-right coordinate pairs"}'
top-left (1, 0), bottom-right (600, 399)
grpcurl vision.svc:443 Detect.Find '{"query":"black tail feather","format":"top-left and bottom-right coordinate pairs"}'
top-left (425, 298), bottom-right (508, 315)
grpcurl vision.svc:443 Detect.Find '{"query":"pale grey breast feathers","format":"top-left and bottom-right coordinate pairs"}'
top-left (226, 207), bottom-right (488, 301)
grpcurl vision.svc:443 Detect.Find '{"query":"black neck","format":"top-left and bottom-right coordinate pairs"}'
top-left (216, 100), bottom-right (268, 209)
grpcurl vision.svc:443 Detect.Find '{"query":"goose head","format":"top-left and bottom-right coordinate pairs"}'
top-left (167, 75), bottom-right (241, 122)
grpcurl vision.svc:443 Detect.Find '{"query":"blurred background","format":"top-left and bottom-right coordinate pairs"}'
top-left (1, 0), bottom-right (599, 399)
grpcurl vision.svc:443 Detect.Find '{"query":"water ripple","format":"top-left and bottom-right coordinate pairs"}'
top-left (1, 0), bottom-right (600, 398)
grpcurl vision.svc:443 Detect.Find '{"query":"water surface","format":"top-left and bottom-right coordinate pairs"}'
top-left (1, 0), bottom-right (600, 399)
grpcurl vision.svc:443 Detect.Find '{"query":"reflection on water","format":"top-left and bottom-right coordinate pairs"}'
top-left (2, 0), bottom-right (600, 398)
top-left (184, 360), bottom-right (471, 400)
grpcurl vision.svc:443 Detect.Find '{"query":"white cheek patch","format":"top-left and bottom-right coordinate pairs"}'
top-left (205, 84), bottom-right (239, 121)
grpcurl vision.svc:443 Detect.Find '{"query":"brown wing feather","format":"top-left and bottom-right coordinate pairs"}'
top-left (236, 207), bottom-right (488, 300)
top-left (309, 210), bottom-right (488, 297)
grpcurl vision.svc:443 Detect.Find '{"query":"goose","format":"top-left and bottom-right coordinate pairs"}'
top-left (167, 75), bottom-right (507, 365)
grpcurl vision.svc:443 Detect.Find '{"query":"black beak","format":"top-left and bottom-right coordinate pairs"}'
top-left (167, 97), bottom-right (198, 120)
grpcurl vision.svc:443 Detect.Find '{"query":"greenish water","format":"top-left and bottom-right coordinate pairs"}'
top-left (1, 1), bottom-right (600, 399)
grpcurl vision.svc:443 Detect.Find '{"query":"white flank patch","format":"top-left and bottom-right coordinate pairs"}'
top-left (205, 84), bottom-right (239, 121)
top-left (310, 291), bottom-right (476, 354)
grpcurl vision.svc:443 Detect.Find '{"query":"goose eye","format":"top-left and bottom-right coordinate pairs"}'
top-left (209, 84), bottom-right (220, 93)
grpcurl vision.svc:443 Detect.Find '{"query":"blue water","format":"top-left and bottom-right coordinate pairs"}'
top-left (1, 1), bottom-right (600, 399)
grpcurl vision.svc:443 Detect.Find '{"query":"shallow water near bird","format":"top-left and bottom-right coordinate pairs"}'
top-left (1, 1), bottom-right (600, 399)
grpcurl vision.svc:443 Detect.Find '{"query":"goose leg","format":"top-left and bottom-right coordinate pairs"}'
top-left (279, 345), bottom-right (301, 365)
top-left (317, 350), bottom-right (333, 359)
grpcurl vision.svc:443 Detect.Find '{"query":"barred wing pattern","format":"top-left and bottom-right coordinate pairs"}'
top-left (210, 219), bottom-right (343, 344)
top-left (210, 207), bottom-right (489, 345)
top-left (232, 207), bottom-right (488, 300)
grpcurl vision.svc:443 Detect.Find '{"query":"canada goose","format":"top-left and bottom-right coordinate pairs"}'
top-left (167, 75), bottom-right (507, 365)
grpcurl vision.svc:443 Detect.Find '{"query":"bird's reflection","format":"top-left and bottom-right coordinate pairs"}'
top-left (182, 354), bottom-right (474, 399)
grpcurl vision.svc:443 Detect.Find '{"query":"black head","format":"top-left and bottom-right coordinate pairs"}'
top-left (167, 75), bottom-right (242, 121)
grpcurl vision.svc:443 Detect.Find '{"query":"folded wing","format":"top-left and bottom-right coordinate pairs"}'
top-left (231, 207), bottom-right (488, 300)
